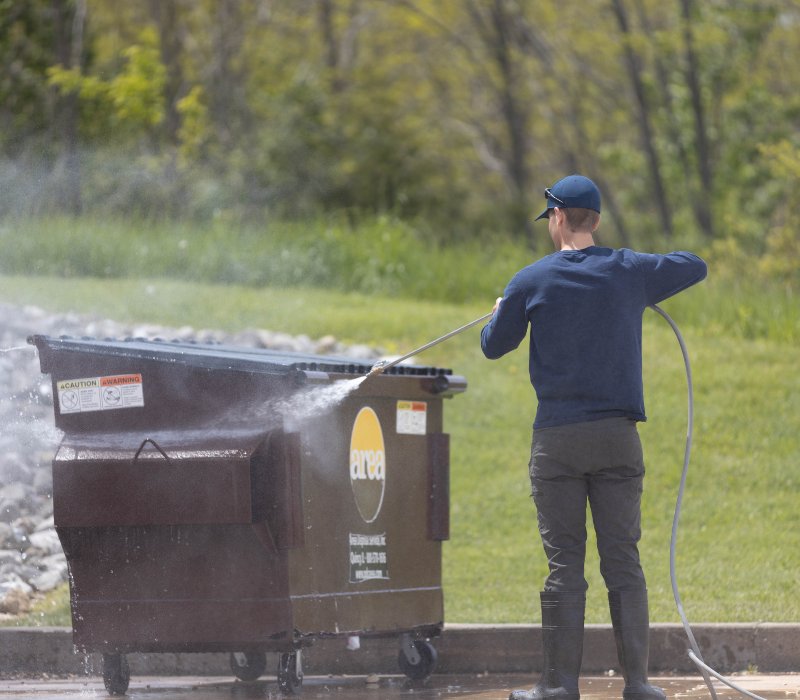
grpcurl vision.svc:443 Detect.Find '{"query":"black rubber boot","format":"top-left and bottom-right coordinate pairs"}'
top-left (608, 589), bottom-right (667, 700)
top-left (509, 591), bottom-right (585, 700)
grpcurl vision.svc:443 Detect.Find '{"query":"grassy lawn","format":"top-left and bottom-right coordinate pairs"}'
top-left (1, 273), bottom-right (797, 625)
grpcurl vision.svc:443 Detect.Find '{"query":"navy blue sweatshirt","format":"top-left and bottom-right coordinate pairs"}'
top-left (481, 247), bottom-right (707, 429)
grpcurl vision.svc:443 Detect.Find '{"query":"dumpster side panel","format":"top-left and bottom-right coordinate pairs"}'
top-left (428, 432), bottom-right (450, 541)
top-left (52, 458), bottom-right (253, 527)
top-left (251, 432), bottom-right (305, 550)
top-left (289, 393), bottom-right (447, 637)
top-left (59, 524), bottom-right (294, 652)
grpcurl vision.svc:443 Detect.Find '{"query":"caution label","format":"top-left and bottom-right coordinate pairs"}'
top-left (396, 400), bottom-right (427, 435)
top-left (57, 374), bottom-right (144, 414)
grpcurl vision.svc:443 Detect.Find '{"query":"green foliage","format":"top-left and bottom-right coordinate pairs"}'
top-left (47, 27), bottom-right (165, 139)
top-left (240, 4), bottom-right (470, 226)
top-left (755, 139), bottom-right (800, 285)
top-left (176, 85), bottom-right (210, 165)
top-left (108, 30), bottom-right (166, 128)
top-left (0, 215), bottom-right (527, 304)
top-left (1, 0), bottom-right (799, 282)
top-left (2, 583), bottom-right (72, 628)
top-left (0, 0), bottom-right (55, 144)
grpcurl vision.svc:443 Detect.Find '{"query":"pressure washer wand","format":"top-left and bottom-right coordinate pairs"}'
top-left (368, 311), bottom-right (494, 377)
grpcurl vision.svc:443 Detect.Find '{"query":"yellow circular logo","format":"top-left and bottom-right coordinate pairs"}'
top-left (349, 407), bottom-right (386, 523)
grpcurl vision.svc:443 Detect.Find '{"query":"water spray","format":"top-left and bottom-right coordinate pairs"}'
top-left (368, 312), bottom-right (493, 378)
top-left (652, 304), bottom-right (766, 700)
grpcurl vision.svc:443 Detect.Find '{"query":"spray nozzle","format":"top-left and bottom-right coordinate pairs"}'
top-left (367, 360), bottom-right (388, 378)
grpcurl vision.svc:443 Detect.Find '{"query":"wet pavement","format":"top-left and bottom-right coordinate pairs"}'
top-left (1, 674), bottom-right (798, 699)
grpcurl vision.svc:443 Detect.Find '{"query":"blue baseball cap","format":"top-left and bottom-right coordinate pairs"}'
top-left (534, 174), bottom-right (601, 221)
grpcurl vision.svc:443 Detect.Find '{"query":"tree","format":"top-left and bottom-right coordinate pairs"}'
top-left (3, 0), bottom-right (800, 269)
top-left (678, 0), bottom-right (713, 239)
top-left (0, 0), bottom-right (54, 152)
top-left (147, 0), bottom-right (184, 147)
top-left (610, 0), bottom-right (673, 238)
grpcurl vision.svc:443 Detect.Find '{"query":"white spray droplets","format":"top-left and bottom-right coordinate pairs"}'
top-left (0, 345), bottom-right (35, 354)
top-left (275, 376), bottom-right (367, 428)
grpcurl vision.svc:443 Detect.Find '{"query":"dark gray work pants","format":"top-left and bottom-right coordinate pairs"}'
top-left (530, 417), bottom-right (647, 593)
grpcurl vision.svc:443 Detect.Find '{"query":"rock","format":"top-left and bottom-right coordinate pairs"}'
top-left (0, 586), bottom-right (32, 614)
top-left (0, 499), bottom-right (22, 523)
top-left (0, 452), bottom-right (30, 483)
top-left (31, 565), bottom-right (67, 592)
top-left (34, 515), bottom-right (55, 532)
top-left (12, 516), bottom-right (37, 536)
top-left (231, 329), bottom-right (266, 348)
top-left (0, 482), bottom-right (30, 503)
top-left (32, 468), bottom-right (53, 495)
top-left (6, 523), bottom-right (29, 550)
top-left (131, 324), bottom-right (168, 339)
top-left (27, 529), bottom-right (61, 556)
top-left (341, 344), bottom-right (380, 360)
top-left (194, 328), bottom-right (226, 344)
top-left (293, 334), bottom-right (315, 353)
top-left (0, 550), bottom-right (23, 567)
top-left (262, 331), bottom-right (302, 352)
top-left (38, 552), bottom-right (67, 570)
top-left (171, 326), bottom-right (197, 341)
top-left (0, 523), bottom-right (12, 548)
top-left (0, 573), bottom-right (33, 597)
top-left (0, 560), bottom-right (40, 580)
top-left (315, 335), bottom-right (340, 354)
top-left (35, 498), bottom-right (53, 521)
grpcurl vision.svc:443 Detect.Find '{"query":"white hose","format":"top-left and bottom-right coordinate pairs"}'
top-left (651, 304), bottom-right (765, 700)
top-left (689, 650), bottom-right (768, 700)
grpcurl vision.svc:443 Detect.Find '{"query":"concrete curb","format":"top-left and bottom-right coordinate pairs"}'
top-left (1, 624), bottom-right (797, 677)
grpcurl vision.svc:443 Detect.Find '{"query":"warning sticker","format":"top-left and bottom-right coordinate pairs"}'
top-left (349, 533), bottom-right (389, 583)
top-left (57, 374), bottom-right (144, 414)
top-left (396, 400), bottom-right (427, 435)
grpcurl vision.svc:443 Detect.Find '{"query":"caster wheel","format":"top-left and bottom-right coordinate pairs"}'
top-left (277, 651), bottom-right (303, 694)
top-left (230, 651), bottom-right (267, 682)
top-left (398, 639), bottom-right (437, 681)
top-left (102, 653), bottom-right (130, 696)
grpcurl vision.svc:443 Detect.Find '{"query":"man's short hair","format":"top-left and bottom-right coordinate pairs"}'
top-left (563, 207), bottom-right (600, 232)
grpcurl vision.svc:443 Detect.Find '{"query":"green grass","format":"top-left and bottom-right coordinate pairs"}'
top-left (2, 215), bottom-right (797, 343)
top-left (8, 584), bottom-right (72, 627)
top-left (0, 273), bottom-right (797, 625)
top-left (0, 215), bottom-right (531, 306)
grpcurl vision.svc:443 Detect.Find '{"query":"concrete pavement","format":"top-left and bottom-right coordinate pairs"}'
top-left (0, 623), bottom-right (797, 678)
top-left (0, 673), bottom-right (798, 699)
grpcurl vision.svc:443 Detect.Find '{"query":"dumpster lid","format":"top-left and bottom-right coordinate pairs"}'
top-left (29, 334), bottom-right (454, 377)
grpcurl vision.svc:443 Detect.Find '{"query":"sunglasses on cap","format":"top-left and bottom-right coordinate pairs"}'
top-left (544, 187), bottom-right (567, 207)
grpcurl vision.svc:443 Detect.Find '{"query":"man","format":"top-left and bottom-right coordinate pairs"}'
top-left (481, 175), bottom-right (707, 700)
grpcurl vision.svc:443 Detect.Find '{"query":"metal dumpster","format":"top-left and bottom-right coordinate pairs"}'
top-left (29, 334), bottom-right (465, 694)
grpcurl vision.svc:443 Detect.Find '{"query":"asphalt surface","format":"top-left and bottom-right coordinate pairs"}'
top-left (1, 674), bottom-right (798, 699)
